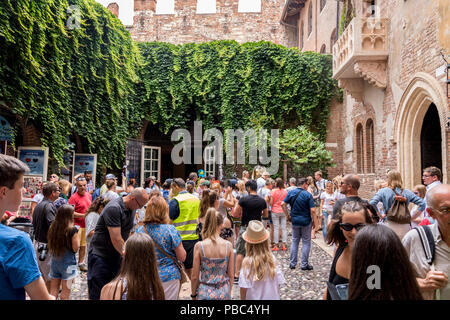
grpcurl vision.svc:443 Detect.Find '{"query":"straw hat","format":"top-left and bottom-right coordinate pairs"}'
top-left (243, 220), bottom-right (270, 244)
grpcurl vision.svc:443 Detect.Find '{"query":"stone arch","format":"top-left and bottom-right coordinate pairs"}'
top-left (365, 118), bottom-right (375, 173)
top-left (355, 122), bottom-right (364, 174)
top-left (393, 72), bottom-right (448, 188)
top-left (320, 44), bottom-right (326, 54)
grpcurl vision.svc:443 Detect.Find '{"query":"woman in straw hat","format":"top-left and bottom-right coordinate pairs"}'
top-left (239, 220), bottom-right (285, 300)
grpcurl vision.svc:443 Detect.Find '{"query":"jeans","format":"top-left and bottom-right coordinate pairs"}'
top-left (289, 222), bottom-right (312, 268)
top-left (322, 210), bottom-right (329, 240)
top-left (87, 252), bottom-right (121, 300)
top-left (271, 212), bottom-right (287, 243)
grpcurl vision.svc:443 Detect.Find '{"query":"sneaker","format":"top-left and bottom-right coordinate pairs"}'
top-left (78, 263), bottom-right (88, 272)
top-left (301, 264), bottom-right (313, 271)
top-left (289, 265), bottom-right (296, 270)
top-left (271, 246), bottom-right (279, 252)
top-left (281, 244), bottom-right (287, 251)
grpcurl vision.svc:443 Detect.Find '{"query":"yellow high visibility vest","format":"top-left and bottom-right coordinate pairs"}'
top-left (172, 192), bottom-right (200, 241)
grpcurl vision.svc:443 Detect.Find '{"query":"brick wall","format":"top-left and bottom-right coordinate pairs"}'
top-left (129, 0), bottom-right (293, 46)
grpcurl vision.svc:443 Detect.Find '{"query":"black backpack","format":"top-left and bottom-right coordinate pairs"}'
top-left (414, 225), bottom-right (435, 265)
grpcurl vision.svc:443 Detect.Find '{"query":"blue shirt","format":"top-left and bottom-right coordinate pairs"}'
top-left (136, 224), bottom-right (182, 282)
top-left (369, 187), bottom-right (426, 214)
top-left (0, 224), bottom-right (42, 300)
top-left (283, 188), bottom-right (315, 226)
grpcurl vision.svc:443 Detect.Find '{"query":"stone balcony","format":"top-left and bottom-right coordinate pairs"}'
top-left (332, 17), bottom-right (389, 102)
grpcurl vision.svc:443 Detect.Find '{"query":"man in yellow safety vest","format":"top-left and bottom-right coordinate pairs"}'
top-left (169, 178), bottom-right (200, 280)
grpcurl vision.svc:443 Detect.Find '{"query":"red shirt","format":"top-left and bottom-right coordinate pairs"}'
top-left (69, 192), bottom-right (92, 228)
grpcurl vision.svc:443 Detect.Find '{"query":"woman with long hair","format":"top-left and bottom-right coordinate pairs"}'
top-left (135, 193), bottom-right (186, 300)
top-left (323, 201), bottom-right (375, 300)
top-left (349, 224), bottom-right (423, 300)
top-left (197, 190), bottom-right (233, 242)
top-left (191, 208), bottom-right (234, 300)
top-left (270, 178), bottom-right (288, 251)
top-left (100, 232), bottom-right (165, 300)
top-left (54, 179), bottom-right (72, 210)
top-left (84, 197), bottom-right (109, 263)
top-left (239, 220), bottom-right (285, 300)
top-left (319, 182), bottom-right (336, 240)
top-left (47, 205), bottom-right (80, 300)
top-left (369, 170), bottom-right (426, 239)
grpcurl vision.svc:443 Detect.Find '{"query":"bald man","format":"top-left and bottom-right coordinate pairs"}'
top-left (87, 187), bottom-right (148, 300)
top-left (402, 184), bottom-right (450, 300)
top-left (330, 174), bottom-right (378, 223)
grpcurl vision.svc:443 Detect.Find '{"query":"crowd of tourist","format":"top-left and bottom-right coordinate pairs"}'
top-left (0, 153), bottom-right (448, 301)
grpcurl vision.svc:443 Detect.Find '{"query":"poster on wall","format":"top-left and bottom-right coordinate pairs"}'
top-left (17, 146), bottom-right (49, 178)
top-left (0, 115), bottom-right (13, 142)
top-left (23, 176), bottom-right (43, 200)
top-left (74, 153), bottom-right (97, 186)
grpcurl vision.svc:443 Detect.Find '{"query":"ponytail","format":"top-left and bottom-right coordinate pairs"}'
top-left (199, 190), bottom-right (211, 219)
top-left (201, 208), bottom-right (223, 242)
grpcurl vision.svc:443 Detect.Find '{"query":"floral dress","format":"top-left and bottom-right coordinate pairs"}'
top-left (197, 242), bottom-right (231, 300)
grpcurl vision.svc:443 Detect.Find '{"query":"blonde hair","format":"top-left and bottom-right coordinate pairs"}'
top-left (201, 208), bottom-right (223, 242)
top-left (58, 179), bottom-right (72, 195)
top-left (243, 239), bottom-right (276, 281)
top-left (413, 184), bottom-right (426, 198)
top-left (210, 182), bottom-right (221, 193)
top-left (237, 180), bottom-right (245, 193)
top-left (387, 170), bottom-right (403, 189)
top-left (143, 194), bottom-right (170, 224)
top-left (373, 179), bottom-right (385, 191)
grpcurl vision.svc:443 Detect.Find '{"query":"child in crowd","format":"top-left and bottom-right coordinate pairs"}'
top-left (239, 220), bottom-right (285, 300)
top-left (47, 204), bottom-right (80, 300)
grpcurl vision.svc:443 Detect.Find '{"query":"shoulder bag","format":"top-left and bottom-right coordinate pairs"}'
top-left (386, 188), bottom-right (411, 224)
top-left (143, 226), bottom-right (188, 284)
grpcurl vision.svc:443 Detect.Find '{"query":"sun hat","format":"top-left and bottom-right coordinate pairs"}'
top-left (201, 180), bottom-right (210, 186)
top-left (242, 220), bottom-right (270, 244)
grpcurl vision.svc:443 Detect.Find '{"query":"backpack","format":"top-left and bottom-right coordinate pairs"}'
top-left (414, 225), bottom-right (435, 265)
top-left (386, 188), bottom-right (411, 224)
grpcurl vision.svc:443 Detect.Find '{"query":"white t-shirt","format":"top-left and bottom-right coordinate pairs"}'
top-left (239, 255), bottom-right (285, 300)
top-left (320, 192), bottom-right (336, 213)
top-left (32, 193), bottom-right (44, 204)
top-left (256, 177), bottom-right (266, 192)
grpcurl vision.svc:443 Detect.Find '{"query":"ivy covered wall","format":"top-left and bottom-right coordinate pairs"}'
top-left (0, 0), bottom-right (339, 171)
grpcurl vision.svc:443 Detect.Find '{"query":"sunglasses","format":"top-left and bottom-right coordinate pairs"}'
top-left (340, 223), bottom-right (366, 231)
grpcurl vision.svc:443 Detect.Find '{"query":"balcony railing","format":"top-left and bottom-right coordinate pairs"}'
top-left (332, 17), bottom-right (389, 97)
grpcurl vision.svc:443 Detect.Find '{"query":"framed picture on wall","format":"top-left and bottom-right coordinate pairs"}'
top-left (74, 153), bottom-right (97, 186)
top-left (17, 146), bottom-right (49, 178)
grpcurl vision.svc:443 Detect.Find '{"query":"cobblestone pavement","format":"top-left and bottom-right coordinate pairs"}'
top-left (70, 223), bottom-right (333, 300)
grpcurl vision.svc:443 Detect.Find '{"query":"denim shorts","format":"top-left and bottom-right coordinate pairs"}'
top-left (49, 250), bottom-right (78, 281)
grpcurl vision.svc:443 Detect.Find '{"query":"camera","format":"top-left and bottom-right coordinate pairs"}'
top-left (38, 243), bottom-right (48, 261)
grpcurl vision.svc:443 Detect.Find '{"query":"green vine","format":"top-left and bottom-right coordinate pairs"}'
top-left (0, 0), bottom-right (339, 171)
top-left (0, 0), bottom-right (143, 169)
top-left (138, 41), bottom-right (339, 140)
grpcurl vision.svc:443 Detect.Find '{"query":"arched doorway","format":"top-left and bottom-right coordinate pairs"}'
top-left (394, 72), bottom-right (448, 188)
top-left (420, 103), bottom-right (442, 173)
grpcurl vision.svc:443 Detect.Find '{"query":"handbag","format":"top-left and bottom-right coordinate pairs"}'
top-left (143, 227), bottom-right (189, 284)
top-left (386, 188), bottom-right (411, 224)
